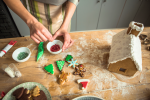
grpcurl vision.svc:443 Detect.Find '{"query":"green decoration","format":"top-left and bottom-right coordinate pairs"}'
top-left (56, 61), bottom-right (65, 71)
top-left (37, 42), bottom-right (44, 61)
top-left (44, 64), bottom-right (54, 74)
top-left (17, 52), bottom-right (29, 60)
top-left (65, 55), bottom-right (73, 61)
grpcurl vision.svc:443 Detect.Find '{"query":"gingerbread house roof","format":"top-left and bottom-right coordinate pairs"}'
top-left (108, 22), bottom-right (144, 71)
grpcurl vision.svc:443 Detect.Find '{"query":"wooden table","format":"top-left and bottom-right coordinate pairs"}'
top-left (0, 28), bottom-right (150, 100)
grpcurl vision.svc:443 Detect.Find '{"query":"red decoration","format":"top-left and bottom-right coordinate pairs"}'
top-left (50, 44), bottom-right (60, 52)
top-left (1, 92), bottom-right (5, 97)
top-left (77, 79), bottom-right (90, 90)
top-left (80, 82), bottom-right (88, 89)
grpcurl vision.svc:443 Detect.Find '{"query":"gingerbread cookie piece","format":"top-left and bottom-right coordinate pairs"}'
top-left (56, 61), bottom-right (65, 71)
top-left (59, 71), bottom-right (70, 85)
top-left (65, 55), bottom-right (73, 61)
top-left (44, 64), bottom-right (54, 75)
top-left (18, 89), bottom-right (31, 100)
top-left (67, 58), bottom-right (79, 68)
top-left (13, 87), bottom-right (24, 99)
top-left (73, 64), bottom-right (86, 77)
top-left (32, 86), bottom-right (40, 97)
top-left (32, 90), bottom-right (47, 100)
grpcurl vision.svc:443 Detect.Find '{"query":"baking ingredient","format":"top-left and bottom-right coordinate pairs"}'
top-left (17, 52), bottom-right (29, 60)
top-left (37, 42), bottom-right (44, 61)
top-left (4, 67), bottom-right (15, 78)
top-left (15, 71), bottom-right (22, 77)
top-left (50, 44), bottom-right (60, 52)
top-left (0, 40), bottom-right (17, 57)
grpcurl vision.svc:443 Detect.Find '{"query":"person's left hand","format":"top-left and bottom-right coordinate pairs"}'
top-left (52, 28), bottom-right (74, 51)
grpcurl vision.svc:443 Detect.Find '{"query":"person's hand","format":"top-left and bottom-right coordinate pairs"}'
top-left (52, 28), bottom-right (74, 51)
top-left (28, 21), bottom-right (53, 43)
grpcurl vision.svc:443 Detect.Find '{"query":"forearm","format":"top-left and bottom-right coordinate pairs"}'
top-left (61, 1), bottom-right (76, 30)
top-left (3, 0), bottom-right (37, 27)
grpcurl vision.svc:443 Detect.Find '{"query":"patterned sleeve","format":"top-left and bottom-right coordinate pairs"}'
top-left (68, 0), bottom-right (79, 6)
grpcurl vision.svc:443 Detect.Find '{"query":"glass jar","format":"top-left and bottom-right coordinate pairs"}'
top-left (2, 63), bottom-right (22, 78)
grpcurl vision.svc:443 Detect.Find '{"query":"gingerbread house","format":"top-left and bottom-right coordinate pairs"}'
top-left (108, 21), bottom-right (144, 76)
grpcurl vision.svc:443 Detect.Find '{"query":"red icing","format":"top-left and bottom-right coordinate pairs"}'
top-left (80, 81), bottom-right (88, 89)
top-left (9, 40), bottom-right (17, 45)
top-left (50, 44), bottom-right (60, 52)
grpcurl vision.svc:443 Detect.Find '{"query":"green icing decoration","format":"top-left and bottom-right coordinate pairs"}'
top-left (37, 42), bottom-right (44, 61)
top-left (56, 61), bottom-right (65, 71)
top-left (17, 52), bottom-right (29, 60)
top-left (65, 55), bottom-right (73, 61)
top-left (44, 64), bottom-right (54, 74)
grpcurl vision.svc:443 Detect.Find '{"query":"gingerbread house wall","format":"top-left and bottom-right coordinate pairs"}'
top-left (108, 58), bottom-right (137, 76)
top-left (108, 29), bottom-right (142, 76)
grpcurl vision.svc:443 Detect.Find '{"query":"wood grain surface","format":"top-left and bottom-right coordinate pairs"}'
top-left (0, 27), bottom-right (150, 100)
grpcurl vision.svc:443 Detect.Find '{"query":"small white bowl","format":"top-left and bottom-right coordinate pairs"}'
top-left (12, 47), bottom-right (31, 62)
top-left (47, 40), bottom-right (63, 54)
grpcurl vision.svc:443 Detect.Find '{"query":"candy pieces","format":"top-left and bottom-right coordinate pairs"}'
top-left (44, 64), bottom-right (54, 75)
top-left (73, 64), bottom-right (86, 77)
top-left (59, 71), bottom-right (70, 85)
top-left (37, 42), bottom-right (44, 61)
top-left (56, 61), bottom-right (65, 71)
top-left (68, 59), bottom-right (79, 68)
top-left (77, 79), bottom-right (90, 90)
top-left (65, 55), bottom-right (73, 61)
top-left (50, 44), bottom-right (60, 52)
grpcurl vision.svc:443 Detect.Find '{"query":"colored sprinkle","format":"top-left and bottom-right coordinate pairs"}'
top-left (17, 52), bottom-right (29, 60)
top-left (50, 44), bottom-right (60, 52)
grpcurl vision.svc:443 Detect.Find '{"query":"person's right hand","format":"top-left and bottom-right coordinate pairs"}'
top-left (27, 21), bottom-right (53, 43)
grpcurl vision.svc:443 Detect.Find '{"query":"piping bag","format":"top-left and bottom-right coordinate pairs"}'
top-left (37, 42), bottom-right (44, 61)
top-left (0, 40), bottom-right (17, 57)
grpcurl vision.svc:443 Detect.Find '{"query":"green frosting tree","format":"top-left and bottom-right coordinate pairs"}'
top-left (56, 61), bottom-right (65, 71)
top-left (65, 55), bottom-right (73, 61)
top-left (44, 64), bottom-right (54, 74)
top-left (37, 42), bottom-right (44, 61)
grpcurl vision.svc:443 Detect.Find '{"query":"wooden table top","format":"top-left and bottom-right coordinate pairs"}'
top-left (0, 27), bottom-right (150, 100)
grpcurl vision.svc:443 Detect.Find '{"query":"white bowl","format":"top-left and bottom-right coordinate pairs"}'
top-left (72, 96), bottom-right (103, 100)
top-left (12, 47), bottom-right (31, 62)
top-left (47, 40), bottom-right (63, 54)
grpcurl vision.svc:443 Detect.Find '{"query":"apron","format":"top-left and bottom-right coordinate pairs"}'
top-left (22, 0), bottom-right (71, 34)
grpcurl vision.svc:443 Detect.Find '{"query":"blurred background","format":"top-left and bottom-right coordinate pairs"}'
top-left (0, 0), bottom-right (150, 39)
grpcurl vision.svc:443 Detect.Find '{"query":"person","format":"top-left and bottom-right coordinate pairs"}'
top-left (3, 0), bottom-right (79, 51)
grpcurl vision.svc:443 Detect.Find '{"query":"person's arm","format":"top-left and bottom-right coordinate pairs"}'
top-left (52, 1), bottom-right (77, 51)
top-left (3, 0), bottom-right (52, 43)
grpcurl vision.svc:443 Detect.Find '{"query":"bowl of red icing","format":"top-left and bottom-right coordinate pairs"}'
top-left (47, 40), bottom-right (63, 54)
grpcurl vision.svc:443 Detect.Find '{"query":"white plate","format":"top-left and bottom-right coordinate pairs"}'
top-left (2, 82), bottom-right (52, 100)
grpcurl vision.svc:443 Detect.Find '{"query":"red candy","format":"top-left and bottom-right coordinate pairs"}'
top-left (50, 44), bottom-right (60, 52)
top-left (1, 91), bottom-right (5, 97)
